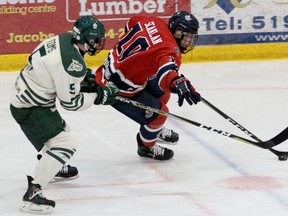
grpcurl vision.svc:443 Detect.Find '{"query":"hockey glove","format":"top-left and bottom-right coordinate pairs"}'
top-left (80, 68), bottom-right (97, 93)
top-left (170, 75), bottom-right (201, 107)
top-left (94, 85), bottom-right (119, 105)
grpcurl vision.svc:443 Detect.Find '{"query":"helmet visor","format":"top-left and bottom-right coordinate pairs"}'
top-left (180, 32), bottom-right (198, 54)
top-left (174, 28), bottom-right (198, 54)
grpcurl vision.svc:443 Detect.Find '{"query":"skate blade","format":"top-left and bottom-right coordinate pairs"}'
top-left (49, 174), bottom-right (79, 183)
top-left (20, 201), bottom-right (54, 214)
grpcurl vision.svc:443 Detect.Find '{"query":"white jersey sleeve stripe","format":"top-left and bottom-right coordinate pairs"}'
top-left (60, 94), bottom-right (84, 111)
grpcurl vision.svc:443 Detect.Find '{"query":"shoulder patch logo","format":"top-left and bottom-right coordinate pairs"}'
top-left (173, 47), bottom-right (180, 56)
top-left (68, 59), bottom-right (83, 72)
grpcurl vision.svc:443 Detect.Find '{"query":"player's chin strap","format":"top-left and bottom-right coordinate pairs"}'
top-left (200, 97), bottom-right (288, 160)
top-left (85, 38), bottom-right (106, 56)
top-left (116, 96), bottom-right (288, 154)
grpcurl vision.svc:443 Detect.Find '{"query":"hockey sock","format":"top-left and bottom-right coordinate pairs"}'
top-left (33, 131), bottom-right (77, 187)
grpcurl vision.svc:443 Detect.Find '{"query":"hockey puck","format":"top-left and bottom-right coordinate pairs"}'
top-left (278, 155), bottom-right (288, 161)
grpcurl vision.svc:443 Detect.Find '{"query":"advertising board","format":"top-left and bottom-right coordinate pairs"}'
top-left (191, 0), bottom-right (288, 45)
top-left (0, 0), bottom-right (190, 55)
top-left (0, 0), bottom-right (287, 71)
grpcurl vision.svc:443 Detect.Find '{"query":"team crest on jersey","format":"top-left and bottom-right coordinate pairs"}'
top-left (173, 47), bottom-right (180, 56)
top-left (68, 59), bottom-right (83, 72)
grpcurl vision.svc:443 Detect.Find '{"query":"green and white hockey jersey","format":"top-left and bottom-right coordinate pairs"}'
top-left (11, 33), bottom-right (97, 111)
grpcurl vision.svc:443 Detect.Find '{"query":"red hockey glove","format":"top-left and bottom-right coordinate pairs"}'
top-left (170, 75), bottom-right (201, 107)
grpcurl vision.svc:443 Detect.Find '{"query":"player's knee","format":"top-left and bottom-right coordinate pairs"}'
top-left (149, 104), bottom-right (168, 128)
top-left (47, 131), bottom-right (78, 153)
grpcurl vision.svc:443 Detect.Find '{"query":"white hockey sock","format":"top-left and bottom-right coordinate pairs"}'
top-left (33, 131), bottom-right (77, 187)
top-left (33, 152), bottom-right (65, 187)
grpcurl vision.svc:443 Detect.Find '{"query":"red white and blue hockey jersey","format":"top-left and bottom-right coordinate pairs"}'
top-left (96, 16), bottom-right (182, 97)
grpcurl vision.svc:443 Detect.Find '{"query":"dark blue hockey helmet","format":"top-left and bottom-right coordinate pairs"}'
top-left (169, 11), bottom-right (199, 53)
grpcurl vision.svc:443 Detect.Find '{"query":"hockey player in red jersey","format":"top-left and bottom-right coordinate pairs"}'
top-left (96, 11), bottom-right (201, 160)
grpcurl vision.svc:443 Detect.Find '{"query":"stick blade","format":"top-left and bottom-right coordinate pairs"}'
top-left (261, 127), bottom-right (288, 148)
top-left (268, 148), bottom-right (288, 157)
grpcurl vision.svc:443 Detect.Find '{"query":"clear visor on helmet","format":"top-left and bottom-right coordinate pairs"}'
top-left (173, 28), bottom-right (198, 54)
top-left (180, 32), bottom-right (198, 54)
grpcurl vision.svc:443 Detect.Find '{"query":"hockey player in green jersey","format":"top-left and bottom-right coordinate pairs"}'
top-left (10, 16), bottom-right (119, 214)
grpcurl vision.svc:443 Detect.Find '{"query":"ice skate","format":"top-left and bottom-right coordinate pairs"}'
top-left (37, 154), bottom-right (79, 183)
top-left (137, 133), bottom-right (174, 160)
top-left (158, 127), bottom-right (179, 144)
top-left (20, 175), bottom-right (55, 214)
top-left (51, 164), bottom-right (79, 183)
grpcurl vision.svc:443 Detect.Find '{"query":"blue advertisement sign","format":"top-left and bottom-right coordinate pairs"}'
top-left (192, 0), bottom-right (288, 45)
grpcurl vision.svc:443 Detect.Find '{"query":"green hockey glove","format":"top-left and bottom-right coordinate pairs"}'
top-left (80, 68), bottom-right (97, 93)
top-left (94, 85), bottom-right (119, 105)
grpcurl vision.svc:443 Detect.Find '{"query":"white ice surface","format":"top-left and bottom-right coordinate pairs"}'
top-left (0, 60), bottom-right (288, 216)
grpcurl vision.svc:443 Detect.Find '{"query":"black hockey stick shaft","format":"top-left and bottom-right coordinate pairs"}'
top-left (201, 98), bottom-right (262, 141)
top-left (201, 97), bottom-right (288, 157)
top-left (116, 96), bottom-right (288, 149)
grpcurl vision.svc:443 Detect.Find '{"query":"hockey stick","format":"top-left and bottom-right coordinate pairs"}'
top-left (201, 97), bottom-right (288, 159)
top-left (116, 96), bottom-right (288, 149)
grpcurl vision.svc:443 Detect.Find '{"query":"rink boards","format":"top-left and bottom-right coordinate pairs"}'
top-left (0, 0), bottom-right (287, 71)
